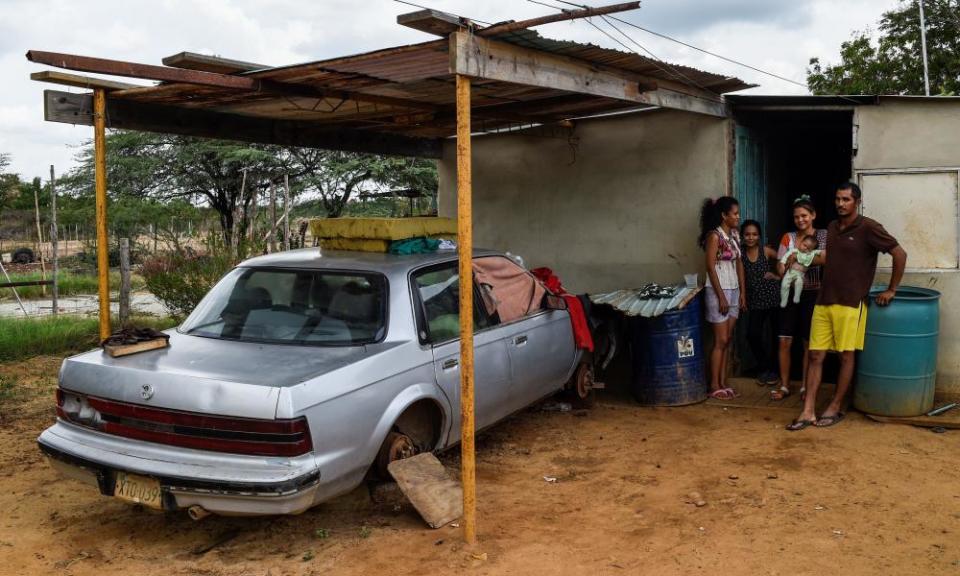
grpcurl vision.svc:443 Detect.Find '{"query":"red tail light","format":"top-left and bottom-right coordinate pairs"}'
top-left (57, 390), bottom-right (312, 457)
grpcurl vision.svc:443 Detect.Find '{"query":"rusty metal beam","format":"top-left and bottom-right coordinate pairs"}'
top-left (27, 50), bottom-right (438, 112)
top-left (478, 2), bottom-right (640, 36)
top-left (28, 50), bottom-right (257, 88)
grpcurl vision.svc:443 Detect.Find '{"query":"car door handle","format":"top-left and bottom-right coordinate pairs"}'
top-left (442, 358), bottom-right (459, 370)
top-left (513, 335), bottom-right (528, 346)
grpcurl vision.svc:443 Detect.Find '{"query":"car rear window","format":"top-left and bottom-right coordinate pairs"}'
top-left (180, 267), bottom-right (387, 345)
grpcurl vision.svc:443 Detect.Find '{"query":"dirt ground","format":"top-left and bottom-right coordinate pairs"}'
top-left (1, 356), bottom-right (958, 576)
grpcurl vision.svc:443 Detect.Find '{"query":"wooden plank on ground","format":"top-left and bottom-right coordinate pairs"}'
top-left (388, 453), bottom-right (462, 529)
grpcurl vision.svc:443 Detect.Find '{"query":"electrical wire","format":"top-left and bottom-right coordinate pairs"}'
top-left (550, 0), bottom-right (810, 89)
top-left (527, 0), bottom-right (721, 100)
top-left (599, 14), bottom-right (719, 95)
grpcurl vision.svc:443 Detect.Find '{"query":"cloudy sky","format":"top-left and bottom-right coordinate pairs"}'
top-left (0, 0), bottom-right (902, 180)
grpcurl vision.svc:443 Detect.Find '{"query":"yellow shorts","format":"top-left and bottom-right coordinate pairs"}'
top-left (809, 303), bottom-right (867, 352)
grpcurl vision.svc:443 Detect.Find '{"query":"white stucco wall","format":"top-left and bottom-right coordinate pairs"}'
top-left (437, 109), bottom-right (729, 294)
top-left (855, 98), bottom-right (960, 396)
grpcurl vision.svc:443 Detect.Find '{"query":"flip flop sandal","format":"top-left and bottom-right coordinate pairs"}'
top-left (785, 419), bottom-right (816, 431)
top-left (709, 389), bottom-right (734, 400)
top-left (815, 413), bottom-right (845, 427)
top-left (770, 386), bottom-right (791, 401)
top-left (723, 387), bottom-right (741, 398)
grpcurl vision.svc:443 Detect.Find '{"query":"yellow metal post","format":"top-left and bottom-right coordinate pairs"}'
top-left (93, 89), bottom-right (111, 340)
top-left (455, 73), bottom-right (476, 545)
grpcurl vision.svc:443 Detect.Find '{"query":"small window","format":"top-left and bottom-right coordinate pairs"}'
top-left (861, 171), bottom-right (960, 269)
top-left (413, 265), bottom-right (490, 344)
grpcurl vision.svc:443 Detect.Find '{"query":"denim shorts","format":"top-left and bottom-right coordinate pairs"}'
top-left (704, 287), bottom-right (740, 324)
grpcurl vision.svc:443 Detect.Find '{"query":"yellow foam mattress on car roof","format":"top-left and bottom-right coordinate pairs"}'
top-left (309, 217), bottom-right (457, 241)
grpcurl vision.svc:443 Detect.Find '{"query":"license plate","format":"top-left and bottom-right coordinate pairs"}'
top-left (114, 471), bottom-right (163, 510)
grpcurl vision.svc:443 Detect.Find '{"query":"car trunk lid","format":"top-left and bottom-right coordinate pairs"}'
top-left (60, 331), bottom-right (372, 419)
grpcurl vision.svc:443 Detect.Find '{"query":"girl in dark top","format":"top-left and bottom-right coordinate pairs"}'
top-left (740, 220), bottom-right (781, 386)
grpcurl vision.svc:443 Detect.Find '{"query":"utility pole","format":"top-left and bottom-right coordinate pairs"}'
top-left (919, 0), bottom-right (931, 96)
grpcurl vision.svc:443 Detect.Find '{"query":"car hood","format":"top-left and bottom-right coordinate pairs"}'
top-left (59, 331), bottom-right (394, 419)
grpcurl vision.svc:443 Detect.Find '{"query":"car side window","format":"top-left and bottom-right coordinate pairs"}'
top-left (413, 265), bottom-right (491, 344)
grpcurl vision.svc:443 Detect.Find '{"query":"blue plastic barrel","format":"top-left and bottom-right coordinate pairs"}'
top-left (630, 295), bottom-right (707, 405)
top-left (855, 286), bottom-right (940, 417)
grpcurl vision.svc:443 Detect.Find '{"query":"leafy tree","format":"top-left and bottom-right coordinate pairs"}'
top-left (61, 133), bottom-right (438, 251)
top-left (0, 153), bottom-right (20, 218)
top-left (807, 0), bottom-right (960, 95)
top-left (298, 151), bottom-right (437, 217)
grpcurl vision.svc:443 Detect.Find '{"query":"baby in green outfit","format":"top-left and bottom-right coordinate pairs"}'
top-left (780, 235), bottom-right (820, 307)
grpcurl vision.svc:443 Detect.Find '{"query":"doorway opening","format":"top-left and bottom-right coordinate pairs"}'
top-left (733, 108), bottom-right (855, 383)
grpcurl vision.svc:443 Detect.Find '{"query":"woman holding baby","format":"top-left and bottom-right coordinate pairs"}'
top-left (770, 195), bottom-right (828, 401)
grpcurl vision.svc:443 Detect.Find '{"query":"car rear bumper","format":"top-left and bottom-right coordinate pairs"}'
top-left (38, 420), bottom-right (327, 516)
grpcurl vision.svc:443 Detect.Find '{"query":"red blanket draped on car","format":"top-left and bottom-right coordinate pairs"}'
top-left (531, 267), bottom-right (594, 352)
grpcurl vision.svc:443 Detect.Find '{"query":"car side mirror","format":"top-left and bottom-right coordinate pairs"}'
top-left (543, 294), bottom-right (568, 311)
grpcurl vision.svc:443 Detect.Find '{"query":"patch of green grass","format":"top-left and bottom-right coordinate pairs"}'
top-left (0, 271), bottom-right (145, 300)
top-left (313, 528), bottom-right (330, 539)
top-left (358, 525), bottom-right (372, 539)
top-left (0, 315), bottom-right (179, 362)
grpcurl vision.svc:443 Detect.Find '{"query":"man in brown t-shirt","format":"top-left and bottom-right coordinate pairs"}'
top-left (787, 182), bottom-right (907, 431)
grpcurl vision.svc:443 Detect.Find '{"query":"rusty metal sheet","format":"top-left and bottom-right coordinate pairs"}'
top-left (590, 285), bottom-right (693, 317)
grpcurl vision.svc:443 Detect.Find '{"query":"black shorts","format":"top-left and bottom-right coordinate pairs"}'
top-left (778, 289), bottom-right (818, 340)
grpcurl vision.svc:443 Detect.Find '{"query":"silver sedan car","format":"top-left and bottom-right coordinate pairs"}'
top-left (38, 249), bottom-right (589, 516)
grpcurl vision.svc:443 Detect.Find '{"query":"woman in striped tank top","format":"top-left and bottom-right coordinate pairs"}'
top-left (698, 197), bottom-right (747, 400)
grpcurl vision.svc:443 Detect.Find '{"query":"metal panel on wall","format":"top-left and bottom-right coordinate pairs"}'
top-left (734, 125), bottom-right (768, 234)
top-left (860, 170), bottom-right (960, 269)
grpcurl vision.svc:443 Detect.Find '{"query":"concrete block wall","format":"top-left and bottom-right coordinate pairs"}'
top-left (437, 109), bottom-right (729, 294)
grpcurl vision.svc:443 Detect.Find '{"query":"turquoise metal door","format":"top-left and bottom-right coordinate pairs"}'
top-left (734, 125), bottom-right (768, 232)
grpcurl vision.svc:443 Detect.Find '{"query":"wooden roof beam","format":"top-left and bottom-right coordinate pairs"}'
top-left (26, 50), bottom-right (438, 112)
top-left (449, 32), bottom-right (726, 117)
top-left (478, 2), bottom-right (640, 37)
top-left (397, 9), bottom-right (470, 36)
top-left (397, 2), bottom-right (640, 37)
top-left (42, 89), bottom-right (443, 158)
top-left (30, 70), bottom-right (142, 91)
top-left (161, 52), bottom-right (268, 74)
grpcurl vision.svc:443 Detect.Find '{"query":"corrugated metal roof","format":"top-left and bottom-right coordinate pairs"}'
top-left (107, 29), bottom-right (750, 140)
top-left (590, 285), bottom-right (702, 317)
